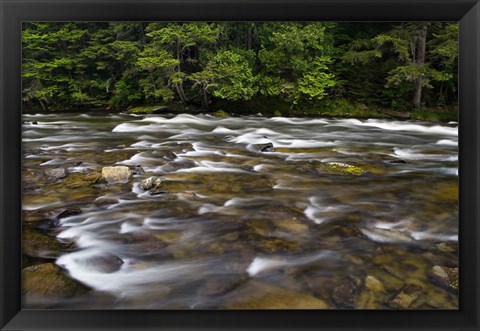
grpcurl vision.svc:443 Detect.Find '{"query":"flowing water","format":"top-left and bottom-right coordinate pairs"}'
top-left (22, 113), bottom-right (459, 309)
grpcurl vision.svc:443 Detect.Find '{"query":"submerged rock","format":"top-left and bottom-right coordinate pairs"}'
top-left (131, 165), bottom-right (145, 175)
top-left (139, 176), bottom-right (162, 191)
top-left (252, 143), bottom-right (275, 152)
top-left (22, 263), bottom-right (89, 297)
top-left (57, 207), bottom-right (82, 219)
top-left (101, 166), bottom-right (132, 184)
top-left (388, 284), bottom-right (423, 309)
top-left (45, 167), bottom-right (67, 179)
top-left (226, 281), bottom-right (330, 309)
top-left (315, 162), bottom-right (366, 176)
top-left (161, 159), bottom-right (196, 173)
top-left (83, 254), bottom-right (124, 273)
top-left (332, 281), bottom-right (357, 308)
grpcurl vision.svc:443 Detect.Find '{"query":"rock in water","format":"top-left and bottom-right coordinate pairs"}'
top-left (22, 263), bottom-right (89, 297)
top-left (132, 165), bottom-right (145, 175)
top-left (389, 284), bottom-right (423, 309)
top-left (433, 266), bottom-right (458, 290)
top-left (139, 176), bottom-right (162, 191)
top-left (315, 162), bottom-right (366, 176)
top-left (332, 281), bottom-right (357, 308)
top-left (83, 254), bottom-right (124, 273)
top-left (45, 168), bottom-right (67, 179)
top-left (101, 166), bottom-right (132, 184)
top-left (252, 143), bottom-right (275, 152)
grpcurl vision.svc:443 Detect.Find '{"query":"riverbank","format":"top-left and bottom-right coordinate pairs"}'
top-left (23, 99), bottom-right (458, 123)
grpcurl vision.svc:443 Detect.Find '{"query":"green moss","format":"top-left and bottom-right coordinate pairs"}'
top-left (212, 109), bottom-right (229, 118)
top-left (128, 105), bottom-right (167, 114)
top-left (22, 263), bottom-right (89, 298)
top-left (315, 162), bottom-right (366, 176)
top-left (64, 172), bottom-right (102, 188)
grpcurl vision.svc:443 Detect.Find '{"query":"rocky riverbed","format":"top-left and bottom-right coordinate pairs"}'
top-left (22, 113), bottom-right (458, 309)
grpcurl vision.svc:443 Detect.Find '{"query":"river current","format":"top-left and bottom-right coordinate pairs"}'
top-left (22, 113), bottom-right (458, 309)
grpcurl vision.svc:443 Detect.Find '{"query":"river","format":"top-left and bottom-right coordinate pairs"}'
top-left (21, 112), bottom-right (459, 309)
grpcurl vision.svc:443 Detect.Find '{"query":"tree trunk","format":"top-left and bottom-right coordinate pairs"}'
top-left (175, 39), bottom-right (188, 105)
top-left (412, 23), bottom-right (427, 107)
top-left (202, 83), bottom-right (209, 110)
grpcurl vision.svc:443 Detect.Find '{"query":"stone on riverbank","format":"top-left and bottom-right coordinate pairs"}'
top-left (128, 105), bottom-right (167, 114)
top-left (212, 110), bottom-right (228, 118)
top-left (22, 263), bottom-right (89, 298)
top-left (101, 166), bottom-right (132, 184)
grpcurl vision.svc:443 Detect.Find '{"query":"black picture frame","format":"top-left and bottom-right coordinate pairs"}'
top-left (1, 0), bottom-right (479, 330)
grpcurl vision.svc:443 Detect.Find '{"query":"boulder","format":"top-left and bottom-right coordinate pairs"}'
top-left (139, 176), bottom-right (162, 191)
top-left (22, 227), bottom-right (65, 259)
top-left (64, 172), bottom-right (102, 188)
top-left (252, 143), bottom-right (275, 152)
top-left (45, 168), bottom-right (67, 179)
top-left (101, 166), bottom-right (132, 184)
top-left (22, 263), bottom-right (89, 297)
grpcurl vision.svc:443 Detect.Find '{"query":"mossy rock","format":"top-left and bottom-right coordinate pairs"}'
top-left (315, 162), bottom-right (366, 176)
top-left (64, 172), bottom-right (103, 188)
top-left (212, 110), bottom-right (229, 118)
top-left (128, 105), bottom-right (167, 114)
top-left (22, 227), bottom-right (66, 259)
top-left (22, 263), bottom-right (89, 298)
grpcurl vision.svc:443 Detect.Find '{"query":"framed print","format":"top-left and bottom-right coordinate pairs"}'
top-left (1, 0), bottom-right (479, 330)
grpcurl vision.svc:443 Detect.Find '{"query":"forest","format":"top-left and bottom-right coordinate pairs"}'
top-left (22, 22), bottom-right (458, 121)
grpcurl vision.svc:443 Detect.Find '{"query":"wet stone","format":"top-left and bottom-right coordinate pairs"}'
top-left (198, 277), bottom-right (246, 297)
top-left (45, 167), bottom-right (67, 179)
top-left (226, 281), bottom-right (330, 309)
top-left (83, 254), bottom-right (124, 273)
top-left (139, 176), bottom-right (162, 191)
top-left (22, 227), bottom-right (65, 259)
top-left (432, 266), bottom-right (458, 291)
top-left (332, 281), bottom-right (357, 308)
top-left (131, 165), bottom-right (145, 175)
top-left (101, 166), bottom-right (132, 184)
top-left (389, 284), bottom-right (423, 309)
top-left (314, 162), bottom-right (366, 176)
top-left (252, 143), bottom-right (275, 152)
top-left (57, 207), bottom-right (82, 219)
top-left (22, 263), bottom-right (89, 298)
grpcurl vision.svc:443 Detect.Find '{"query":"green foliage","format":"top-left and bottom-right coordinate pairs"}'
top-left (191, 49), bottom-right (257, 101)
top-left (22, 22), bottom-right (458, 118)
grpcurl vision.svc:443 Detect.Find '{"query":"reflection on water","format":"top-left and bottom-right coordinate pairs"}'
top-left (22, 113), bottom-right (458, 309)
